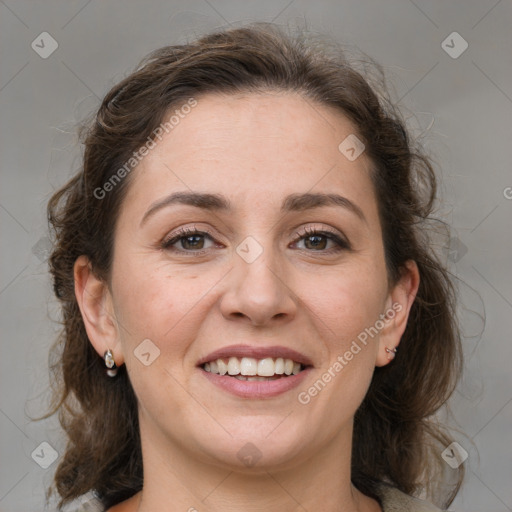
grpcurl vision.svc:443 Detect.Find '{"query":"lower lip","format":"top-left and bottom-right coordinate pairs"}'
top-left (200, 368), bottom-right (312, 399)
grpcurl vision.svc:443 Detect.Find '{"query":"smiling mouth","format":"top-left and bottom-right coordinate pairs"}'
top-left (202, 356), bottom-right (305, 381)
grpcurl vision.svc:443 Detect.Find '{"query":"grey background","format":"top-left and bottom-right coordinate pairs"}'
top-left (0, 1), bottom-right (511, 511)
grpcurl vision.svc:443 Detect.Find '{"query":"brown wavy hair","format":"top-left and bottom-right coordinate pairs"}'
top-left (43, 22), bottom-right (464, 510)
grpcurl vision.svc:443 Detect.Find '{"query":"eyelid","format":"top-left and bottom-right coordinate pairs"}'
top-left (294, 224), bottom-right (341, 239)
top-left (293, 221), bottom-right (350, 240)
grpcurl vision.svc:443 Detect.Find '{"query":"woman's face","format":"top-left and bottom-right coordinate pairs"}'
top-left (83, 92), bottom-right (416, 472)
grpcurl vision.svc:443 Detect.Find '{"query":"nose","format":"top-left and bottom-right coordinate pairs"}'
top-left (219, 245), bottom-right (297, 327)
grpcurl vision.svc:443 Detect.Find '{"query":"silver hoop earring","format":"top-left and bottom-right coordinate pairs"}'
top-left (104, 349), bottom-right (118, 377)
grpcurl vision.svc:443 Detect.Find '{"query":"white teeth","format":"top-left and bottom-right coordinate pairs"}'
top-left (235, 375), bottom-right (274, 381)
top-left (257, 358), bottom-right (275, 377)
top-left (274, 357), bottom-right (285, 374)
top-left (217, 359), bottom-right (228, 375)
top-left (203, 357), bottom-right (304, 377)
top-left (240, 357), bottom-right (258, 376)
top-left (227, 357), bottom-right (240, 375)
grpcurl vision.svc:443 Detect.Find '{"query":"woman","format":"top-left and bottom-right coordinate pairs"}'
top-left (45, 23), bottom-right (464, 512)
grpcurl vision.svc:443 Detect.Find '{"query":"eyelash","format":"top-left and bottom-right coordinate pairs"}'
top-left (161, 225), bottom-right (350, 256)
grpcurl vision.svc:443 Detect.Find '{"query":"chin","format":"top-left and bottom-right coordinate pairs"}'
top-left (193, 418), bottom-right (312, 472)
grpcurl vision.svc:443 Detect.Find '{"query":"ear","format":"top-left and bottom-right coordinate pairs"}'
top-left (73, 255), bottom-right (125, 367)
top-left (375, 260), bottom-right (420, 367)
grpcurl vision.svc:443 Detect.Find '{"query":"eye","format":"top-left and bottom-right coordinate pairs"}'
top-left (291, 226), bottom-right (350, 253)
top-left (161, 225), bottom-right (350, 256)
top-left (161, 226), bottom-right (219, 254)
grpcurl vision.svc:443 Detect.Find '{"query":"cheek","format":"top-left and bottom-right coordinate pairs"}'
top-left (111, 256), bottom-right (220, 354)
top-left (301, 259), bottom-right (387, 402)
top-left (310, 263), bottom-right (388, 342)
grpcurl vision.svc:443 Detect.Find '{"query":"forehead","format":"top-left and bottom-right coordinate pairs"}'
top-left (119, 92), bottom-right (378, 222)
top-left (162, 91), bottom-right (358, 162)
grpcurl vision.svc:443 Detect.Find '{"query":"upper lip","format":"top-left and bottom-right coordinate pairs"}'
top-left (197, 344), bottom-right (314, 367)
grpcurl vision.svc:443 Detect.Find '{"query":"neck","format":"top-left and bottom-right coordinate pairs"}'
top-left (131, 419), bottom-right (381, 512)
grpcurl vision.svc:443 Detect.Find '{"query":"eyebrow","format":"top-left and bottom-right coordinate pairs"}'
top-left (140, 191), bottom-right (366, 226)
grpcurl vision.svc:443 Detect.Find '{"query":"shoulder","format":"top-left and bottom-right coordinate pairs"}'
top-left (375, 482), bottom-right (446, 512)
top-left (67, 494), bottom-right (106, 512)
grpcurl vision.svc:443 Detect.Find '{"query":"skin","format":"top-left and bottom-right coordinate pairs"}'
top-left (74, 91), bottom-right (419, 512)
